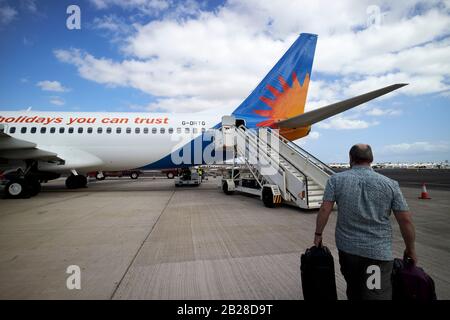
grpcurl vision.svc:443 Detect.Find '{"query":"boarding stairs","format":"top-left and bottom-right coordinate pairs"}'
top-left (220, 118), bottom-right (334, 209)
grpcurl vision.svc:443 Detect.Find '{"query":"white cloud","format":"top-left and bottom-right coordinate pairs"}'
top-left (317, 116), bottom-right (379, 130)
top-left (54, 32), bottom-right (282, 112)
top-left (0, 5), bottom-right (17, 26)
top-left (23, 37), bottom-right (33, 46)
top-left (89, 0), bottom-right (203, 21)
top-left (315, 9), bottom-right (450, 75)
top-left (93, 14), bottom-right (128, 32)
top-left (130, 96), bottom-right (242, 113)
top-left (36, 80), bottom-right (70, 92)
top-left (308, 131), bottom-right (320, 140)
top-left (89, 0), bottom-right (170, 14)
top-left (306, 80), bottom-right (344, 111)
top-left (49, 96), bottom-right (65, 106)
top-left (366, 107), bottom-right (402, 116)
top-left (343, 72), bottom-right (449, 97)
top-left (339, 37), bottom-right (450, 77)
top-left (295, 130), bottom-right (321, 146)
top-left (21, 0), bottom-right (37, 13)
top-left (91, 14), bottom-right (135, 38)
top-left (56, 0), bottom-right (450, 114)
top-left (383, 141), bottom-right (450, 155)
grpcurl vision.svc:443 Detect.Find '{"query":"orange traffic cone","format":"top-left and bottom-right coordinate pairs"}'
top-left (418, 183), bottom-right (431, 199)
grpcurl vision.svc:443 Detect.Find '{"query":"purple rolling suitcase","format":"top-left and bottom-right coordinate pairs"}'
top-left (392, 258), bottom-right (437, 301)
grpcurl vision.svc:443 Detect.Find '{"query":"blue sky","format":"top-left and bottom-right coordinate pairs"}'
top-left (0, 0), bottom-right (449, 163)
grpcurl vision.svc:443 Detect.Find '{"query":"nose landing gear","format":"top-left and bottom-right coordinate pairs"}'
top-left (65, 174), bottom-right (88, 189)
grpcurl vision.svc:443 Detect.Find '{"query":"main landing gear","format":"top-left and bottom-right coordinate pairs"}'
top-left (4, 161), bottom-right (43, 199)
top-left (5, 177), bottom-right (40, 199)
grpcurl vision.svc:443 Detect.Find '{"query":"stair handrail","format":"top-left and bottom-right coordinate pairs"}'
top-left (234, 127), bottom-right (283, 177)
top-left (239, 125), bottom-right (309, 182)
top-left (237, 126), bottom-right (309, 199)
top-left (267, 128), bottom-right (335, 176)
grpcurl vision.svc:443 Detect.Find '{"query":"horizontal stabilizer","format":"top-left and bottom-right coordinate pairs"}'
top-left (276, 83), bottom-right (408, 128)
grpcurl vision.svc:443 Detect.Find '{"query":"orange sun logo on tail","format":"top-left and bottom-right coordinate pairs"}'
top-left (254, 72), bottom-right (310, 127)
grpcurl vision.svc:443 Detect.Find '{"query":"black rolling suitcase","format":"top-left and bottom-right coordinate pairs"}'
top-left (300, 245), bottom-right (338, 300)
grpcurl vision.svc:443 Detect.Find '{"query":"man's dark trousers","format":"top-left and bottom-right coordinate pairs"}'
top-left (338, 250), bottom-right (394, 300)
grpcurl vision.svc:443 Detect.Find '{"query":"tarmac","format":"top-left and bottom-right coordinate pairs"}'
top-left (0, 172), bottom-right (449, 300)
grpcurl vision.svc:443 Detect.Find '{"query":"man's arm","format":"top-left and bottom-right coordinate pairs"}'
top-left (394, 211), bottom-right (417, 264)
top-left (314, 201), bottom-right (335, 246)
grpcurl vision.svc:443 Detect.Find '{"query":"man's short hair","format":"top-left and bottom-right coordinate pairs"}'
top-left (349, 144), bottom-right (374, 164)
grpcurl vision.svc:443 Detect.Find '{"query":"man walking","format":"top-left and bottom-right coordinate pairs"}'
top-left (313, 144), bottom-right (417, 300)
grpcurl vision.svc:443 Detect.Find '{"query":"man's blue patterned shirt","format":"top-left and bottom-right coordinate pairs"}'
top-left (323, 165), bottom-right (409, 261)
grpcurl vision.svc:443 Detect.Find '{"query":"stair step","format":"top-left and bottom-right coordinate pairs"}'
top-left (308, 201), bottom-right (322, 209)
top-left (308, 195), bottom-right (324, 202)
top-left (308, 190), bottom-right (324, 196)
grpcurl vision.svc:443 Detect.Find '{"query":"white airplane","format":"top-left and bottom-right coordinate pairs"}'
top-left (0, 33), bottom-right (406, 198)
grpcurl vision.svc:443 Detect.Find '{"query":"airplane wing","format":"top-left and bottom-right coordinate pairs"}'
top-left (276, 83), bottom-right (408, 129)
top-left (0, 124), bottom-right (62, 161)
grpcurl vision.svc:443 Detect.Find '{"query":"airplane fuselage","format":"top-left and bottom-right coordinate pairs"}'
top-left (0, 111), bottom-right (220, 173)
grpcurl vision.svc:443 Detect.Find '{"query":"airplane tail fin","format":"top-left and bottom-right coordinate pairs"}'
top-left (232, 33), bottom-right (317, 128)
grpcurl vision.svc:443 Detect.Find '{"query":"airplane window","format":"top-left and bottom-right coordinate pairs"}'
top-left (21, 127), bottom-right (27, 134)
top-left (193, 128), bottom-right (198, 134)
top-left (59, 127), bottom-right (65, 134)
top-left (185, 128), bottom-right (190, 133)
top-left (160, 128), bottom-right (165, 134)
top-left (87, 127), bottom-right (93, 134)
top-left (201, 128), bottom-right (206, 133)
top-left (116, 127), bottom-right (121, 134)
top-left (50, 127), bottom-right (56, 134)
top-left (10, 127), bottom-right (16, 134)
top-left (152, 128), bottom-right (157, 134)
top-left (106, 127), bottom-right (112, 134)
top-left (135, 127), bottom-right (140, 134)
top-left (41, 127), bottom-right (47, 134)
top-left (177, 128), bottom-right (181, 134)
top-left (97, 127), bottom-right (102, 134)
top-left (31, 127), bottom-right (37, 134)
top-left (168, 128), bottom-right (173, 134)
top-left (69, 127), bottom-right (74, 134)
top-left (126, 127), bottom-right (131, 134)
top-left (143, 127), bottom-right (149, 134)
top-left (78, 127), bottom-right (83, 134)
